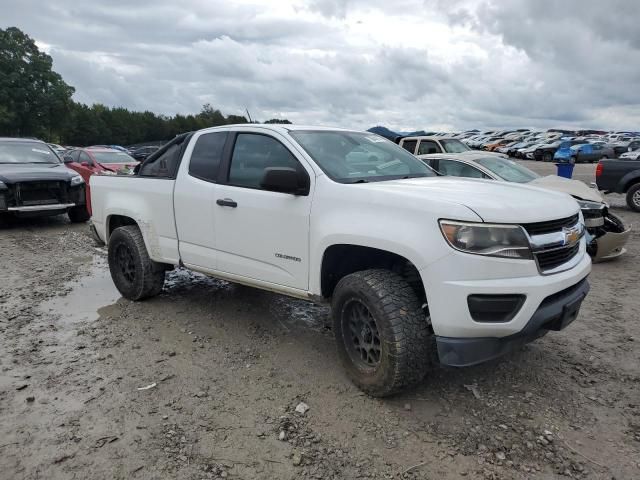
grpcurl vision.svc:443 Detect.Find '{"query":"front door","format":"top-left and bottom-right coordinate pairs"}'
top-left (214, 132), bottom-right (313, 290)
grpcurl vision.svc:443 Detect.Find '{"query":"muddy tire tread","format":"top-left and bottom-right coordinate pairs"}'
top-left (108, 225), bottom-right (165, 300)
top-left (332, 269), bottom-right (433, 397)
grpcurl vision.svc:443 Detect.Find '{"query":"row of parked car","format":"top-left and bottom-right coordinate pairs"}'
top-left (455, 129), bottom-right (640, 164)
top-left (0, 138), bottom-right (147, 225)
top-left (47, 142), bottom-right (161, 162)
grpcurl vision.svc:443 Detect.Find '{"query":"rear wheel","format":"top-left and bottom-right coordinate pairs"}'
top-left (626, 183), bottom-right (640, 212)
top-left (543, 152), bottom-right (553, 162)
top-left (332, 269), bottom-right (433, 397)
top-left (108, 225), bottom-right (167, 300)
top-left (68, 205), bottom-right (90, 223)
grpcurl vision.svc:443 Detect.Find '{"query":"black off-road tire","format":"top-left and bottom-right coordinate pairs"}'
top-left (332, 269), bottom-right (432, 397)
top-left (108, 225), bottom-right (166, 300)
top-left (626, 183), bottom-right (640, 212)
top-left (0, 214), bottom-right (11, 228)
top-left (68, 205), bottom-right (90, 223)
top-left (543, 152), bottom-right (553, 162)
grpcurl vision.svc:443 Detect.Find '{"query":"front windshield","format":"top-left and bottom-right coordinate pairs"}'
top-left (0, 142), bottom-right (59, 164)
top-left (92, 151), bottom-right (136, 164)
top-left (440, 139), bottom-right (471, 153)
top-left (290, 131), bottom-right (436, 183)
top-left (475, 157), bottom-right (539, 183)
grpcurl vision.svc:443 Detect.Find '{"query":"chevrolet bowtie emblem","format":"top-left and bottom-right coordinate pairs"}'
top-left (563, 225), bottom-right (582, 246)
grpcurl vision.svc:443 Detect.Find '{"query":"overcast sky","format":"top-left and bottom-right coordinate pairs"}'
top-left (2, 0), bottom-right (639, 131)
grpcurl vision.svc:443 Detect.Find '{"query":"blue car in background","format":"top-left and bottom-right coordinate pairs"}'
top-left (553, 141), bottom-right (581, 163)
top-left (554, 141), bottom-right (615, 164)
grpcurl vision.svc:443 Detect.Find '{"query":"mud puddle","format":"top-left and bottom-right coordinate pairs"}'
top-left (40, 256), bottom-right (120, 335)
top-left (41, 259), bottom-right (330, 335)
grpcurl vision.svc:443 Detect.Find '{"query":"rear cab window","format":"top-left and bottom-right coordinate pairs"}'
top-left (138, 133), bottom-right (193, 179)
top-left (188, 132), bottom-right (228, 182)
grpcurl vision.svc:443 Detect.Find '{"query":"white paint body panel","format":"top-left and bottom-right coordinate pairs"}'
top-left (91, 124), bottom-right (591, 340)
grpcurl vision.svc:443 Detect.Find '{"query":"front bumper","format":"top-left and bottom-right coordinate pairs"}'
top-left (420, 239), bottom-right (591, 339)
top-left (436, 278), bottom-right (589, 366)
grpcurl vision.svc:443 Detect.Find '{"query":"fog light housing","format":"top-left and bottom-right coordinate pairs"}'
top-left (468, 294), bottom-right (526, 323)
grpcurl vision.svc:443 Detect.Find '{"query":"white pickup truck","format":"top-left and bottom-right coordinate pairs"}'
top-left (90, 125), bottom-right (591, 396)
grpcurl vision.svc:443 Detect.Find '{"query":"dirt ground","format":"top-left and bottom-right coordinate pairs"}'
top-left (1, 162), bottom-right (639, 480)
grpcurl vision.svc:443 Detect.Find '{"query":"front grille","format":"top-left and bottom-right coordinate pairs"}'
top-left (535, 242), bottom-right (580, 271)
top-left (522, 214), bottom-right (579, 236)
top-left (15, 181), bottom-right (68, 206)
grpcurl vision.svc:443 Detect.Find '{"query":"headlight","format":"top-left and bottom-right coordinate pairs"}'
top-left (439, 220), bottom-right (533, 260)
top-left (576, 200), bottom-right (604, 211)
top-left (70, 175), bottom-right (84, 186)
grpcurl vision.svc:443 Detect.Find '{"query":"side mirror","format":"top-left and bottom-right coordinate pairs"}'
top-left (81, 161), bottom-right (90, 167)
top-left (260, 167), bottom-right (309, 195)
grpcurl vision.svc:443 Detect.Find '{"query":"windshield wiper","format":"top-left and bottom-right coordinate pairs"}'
top-left (347, 179), bottom-right (369, 184)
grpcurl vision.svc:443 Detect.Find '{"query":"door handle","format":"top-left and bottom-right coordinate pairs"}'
top-left (216, 198), bottom-right (238, 208)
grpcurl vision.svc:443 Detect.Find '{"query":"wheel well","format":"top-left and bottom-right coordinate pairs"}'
top-left (107, 215), bottom-right (137, 239)
top-left (623, 178), bottom-right (640, 193)
top-left (320, 244), bottom-right (425, 301)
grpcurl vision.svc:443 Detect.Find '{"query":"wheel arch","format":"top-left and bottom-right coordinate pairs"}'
top-left (106, 214), bottom-right (138, 240)
top-left (618, 171), bottom-right (640, 193)
top-left (319, 244), bottom-right (426, 302)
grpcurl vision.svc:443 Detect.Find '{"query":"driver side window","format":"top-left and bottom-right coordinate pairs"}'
top-left (228, 134), bottom-right (302, 189)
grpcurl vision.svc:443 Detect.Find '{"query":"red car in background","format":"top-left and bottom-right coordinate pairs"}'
top-left (63, 147), bottom-right (138, 214)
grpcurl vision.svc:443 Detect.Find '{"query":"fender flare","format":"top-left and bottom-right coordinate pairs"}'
top-left (616, 170), bottom-right (640, 193)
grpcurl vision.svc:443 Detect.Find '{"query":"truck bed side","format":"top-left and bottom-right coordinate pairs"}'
top-left (90, 175), bottom-right (179, 264)
top-left (596, 159), bottom-right (640, 193)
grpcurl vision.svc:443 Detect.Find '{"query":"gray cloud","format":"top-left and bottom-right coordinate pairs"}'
top-left (1, 0), bottom-right (638, 130)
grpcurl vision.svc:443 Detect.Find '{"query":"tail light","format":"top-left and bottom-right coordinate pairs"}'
top-left (595, 162), bottom-right (603, 178)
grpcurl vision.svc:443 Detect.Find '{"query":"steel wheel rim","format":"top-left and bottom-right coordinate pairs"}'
top-left (633, 190), bottom-right (640, 207)
top-left (115, 243), bottom-right (136, 283)
top-left (342, 299), bottom-right (382, 369)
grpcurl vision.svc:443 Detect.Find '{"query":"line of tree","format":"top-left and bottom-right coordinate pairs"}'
top-left (0, 27), bottom-right (290, 146)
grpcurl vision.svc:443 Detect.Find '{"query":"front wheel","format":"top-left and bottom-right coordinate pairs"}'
top-left (68, 205), bottom-right (90, 223)
top-left (626, 183), bottom-right (640, 212)
top-left (108, 225), bottom-right (167, 300)
top-left (332, 269), bottom-right (433, 397)
top-left (543, 152), bottom-right (552, 162)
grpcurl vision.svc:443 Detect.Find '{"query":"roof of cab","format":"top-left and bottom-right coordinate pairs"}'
top-left (203, 124), bottom-right (360, 134)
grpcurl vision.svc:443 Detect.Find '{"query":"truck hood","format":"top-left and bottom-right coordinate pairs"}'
top-left (529, 175), bottom-right (603, 202)
top-left (0, 163), bottom-right (77, 184)
top-left (354, 177), bottom-right (579, 223)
